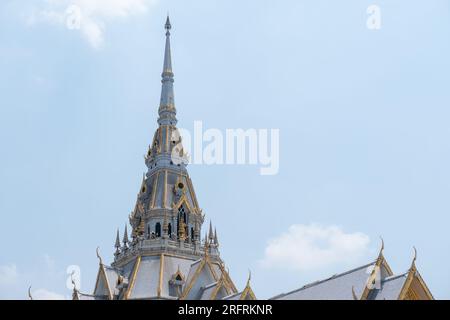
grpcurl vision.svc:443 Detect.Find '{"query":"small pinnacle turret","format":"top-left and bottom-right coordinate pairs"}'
top-left (123, 224), bottom-right (129, 247)
top-left (114, 229), bottom-right (120, 255)
top-left (214, 228), bottom-right (219, 246)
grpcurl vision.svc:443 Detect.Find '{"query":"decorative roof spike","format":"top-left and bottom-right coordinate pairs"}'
top-left (96, 247), bottom-right (104, 265)
top-left (411, 246), bottom-right (418, 269)
top-left (246, 269), bottom-right (252, 286)
top-left (379, 236), bottom-right (385, 254)
top-left (70, 270), bottom-right (77, 291)
top-left (123, 224), bottom-right (129, 246)
top-left (209, 221), bottom-right (214, 240)
top-left (114, 229), bottom-right (120, 255)
top-left (214, 227), bottom-right (219, 246)
top-left (158, 15), bottom-right (176, 126)
top-left (165, 15), bottom-right (171, 32)
top-left (28, 286), bottom-right (33, 300)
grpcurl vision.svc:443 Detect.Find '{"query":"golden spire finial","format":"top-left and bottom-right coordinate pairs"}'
top-left (246, 269), bottom-right (252, 287)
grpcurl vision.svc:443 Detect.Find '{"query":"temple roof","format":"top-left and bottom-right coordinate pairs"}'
top-left (88, 252), bottom-right (244, 300)
top-left (271, 246), bottom-right (433, 300)
top-left (271, 261), bottom-right (379, 300)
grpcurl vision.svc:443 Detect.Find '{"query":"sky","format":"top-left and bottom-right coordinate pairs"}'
top-left (0, 0), bottom-right (450, 299)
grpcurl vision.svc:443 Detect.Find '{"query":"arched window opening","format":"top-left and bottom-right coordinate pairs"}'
top-left (190, 227), bottom-right (194, 241)
top-left (168, 223), bottom-right (172, 237)
top-left (155, 222), bottom-right (161, 237)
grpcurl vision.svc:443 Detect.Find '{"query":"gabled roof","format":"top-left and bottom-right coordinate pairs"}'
top-left (180, 254), bottom-right (237, 300)
top-left (369, 273), bottom-right (408, 300)
top-left (272, 261), bottom-right (377, 300)
top-left (271, 246), bottom-right (433, 300)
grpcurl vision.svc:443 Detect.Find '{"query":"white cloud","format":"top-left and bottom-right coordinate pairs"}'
top-left (259, 224), bottom-right (371, 271)
top-left (27, 0), bottom-right (158, 49)
top-left (0, 264), bottom-right (19, 286)
top-left (32, 288), bottom-right (66, 300)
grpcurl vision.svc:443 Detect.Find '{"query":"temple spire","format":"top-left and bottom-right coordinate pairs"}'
top-left (123, 224), bottom-right (129, 247)
top-left (158, 15), bottom-right (177, 126)
top-left (214, 228), bottom-right (219, 246)
top-left (209, 221), bottom-right (214, 242)
top-left (114, 229), bottom-right (120, 255)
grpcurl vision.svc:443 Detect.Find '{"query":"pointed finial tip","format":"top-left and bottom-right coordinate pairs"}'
top-left (165, 15), bottom-right (171, 31)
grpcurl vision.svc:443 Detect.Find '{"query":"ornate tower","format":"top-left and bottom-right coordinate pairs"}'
top-left (72, 17), bottom-right (255, 301)
top-left (124, 16), bottom-right (204, 259)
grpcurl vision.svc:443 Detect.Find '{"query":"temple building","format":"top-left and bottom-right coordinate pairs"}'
top-left (71, 17), bottom-right (432, 301)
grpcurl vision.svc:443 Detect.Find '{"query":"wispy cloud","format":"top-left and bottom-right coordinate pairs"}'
top-left (259, 224), bottom-right (371, 271)
top-left (0, 264), bottom-right (18, 286)
top-left (26, 0), bottom-right (158, 49)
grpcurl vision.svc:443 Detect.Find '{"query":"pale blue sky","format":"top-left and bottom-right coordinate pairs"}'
top-left (0, 0), bottom-right (449, 299)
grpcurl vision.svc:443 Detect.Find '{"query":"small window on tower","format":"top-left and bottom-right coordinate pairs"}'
top-left (155, 222), bottom-right (161, 237)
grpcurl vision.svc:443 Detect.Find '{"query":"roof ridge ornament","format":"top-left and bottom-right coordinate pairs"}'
top-left (378, 236), bottom-right (385, 257)
top-left (28, 286), bottom-right (33, 300)
top-left (96, 246), bottom-right (104, 265)
top-left (246, 269), bottom-right (252, 287)
top-left (411, 246), bottom-right (418, 270)
top-left (70, 270), bottom-right (77, 291)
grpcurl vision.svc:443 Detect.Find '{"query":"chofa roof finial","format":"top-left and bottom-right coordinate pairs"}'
top-left (70, 270), bottom-right (77, 291)
top-left (28, 285), bottom-right (33, 300)
top-left (411, 246), bottom-right (418, 269)
top-left (96, 246), bottom-right (103, 265)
